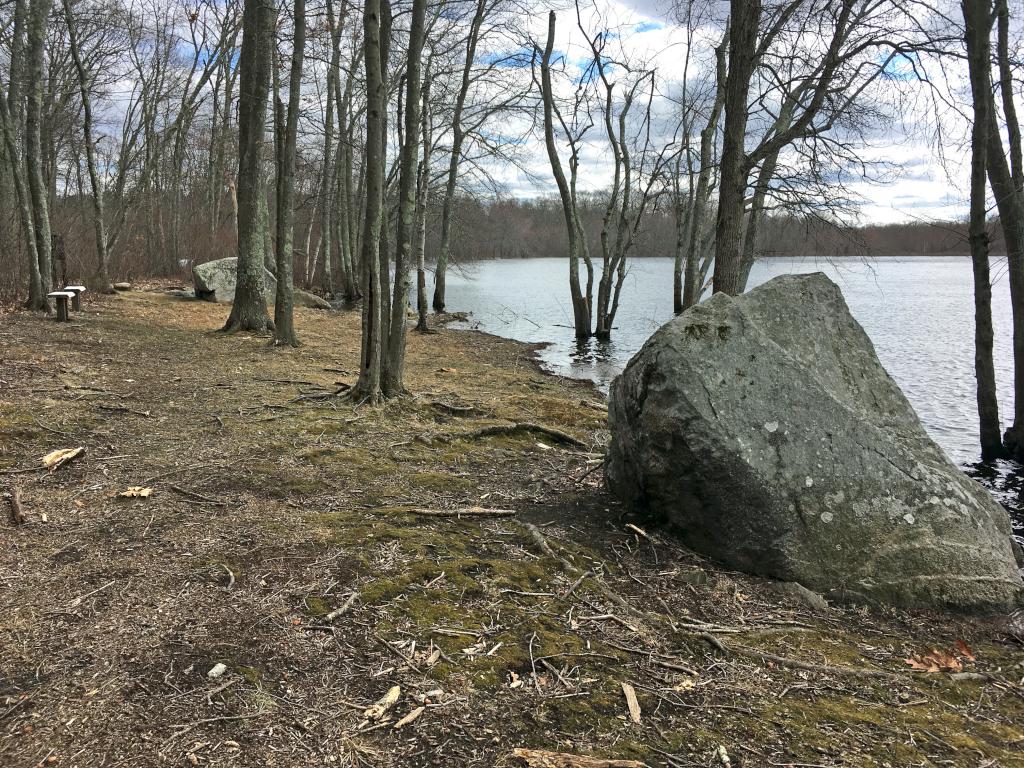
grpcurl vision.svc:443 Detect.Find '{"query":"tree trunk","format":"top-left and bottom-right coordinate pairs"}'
top-left (712, 0), bottom-right (760, 296)
top-left (540, 11), bottom-right (591, 338)
top-left (224, 0), bottom-right (276, 333)
top-left (432, 0), bottom-right (486, 312)
top-left (0, 77), bottom-right (45, 312)
top-left (682, 28), bottom-right (727, 309)
top-left (991, 0), bottom-right (1024, 458)
top-left (415, 73), bottom-right (433, 333)
top-left (62, 0), bottom-right (112, 294)
top-left (352, 0), bottom-right (388, 401)
top-left (273, 0), bottom-right (306, 347)
top-left (25, 0), bottom-right (53, 302)
top-left (383, 0), bottom-right (427, 396)
top-left (963, 0), bottom-right (1004, 460)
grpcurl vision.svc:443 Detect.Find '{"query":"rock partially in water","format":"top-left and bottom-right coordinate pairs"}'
top-left (605, 273), bottom-right (1024, 613)
top-left (192, 258), bottom-right (330, 309)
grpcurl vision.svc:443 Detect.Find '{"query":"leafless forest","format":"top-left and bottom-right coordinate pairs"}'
top-left (3, 2), bottom-right (1024, 765)
top-left (0, 0), bottom-right (1020, 428)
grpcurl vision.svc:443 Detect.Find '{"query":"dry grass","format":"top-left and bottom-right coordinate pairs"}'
top-left (1, 288), bottom-right (1022, 768)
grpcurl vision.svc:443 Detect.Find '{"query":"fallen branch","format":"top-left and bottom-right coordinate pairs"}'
top-left (461, 422), bottom-right (586, 449)
top-left (292, 384), bottom-right (351, 402)
top-left (97, 404), bottom-right (151, 417)
top-left (325, 592), bottom-right (359, 621)
top-left (7, 488), bottom-right (25, 525)
top-left (411, 506), bottom-right (516, 519)
top-left (255, 378), bottom-right (316, 386)
top-left (429, 401), bottom-right (481, 416)
top-left (170, 485), bottom-right (226, 505)
top-left (511, 748), bottom-right (648, 767)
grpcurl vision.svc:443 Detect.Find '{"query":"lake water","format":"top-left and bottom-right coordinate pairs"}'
top-left (444, 256), bottom-right (1023, 537)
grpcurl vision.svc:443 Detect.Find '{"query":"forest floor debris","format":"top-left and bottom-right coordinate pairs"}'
top-left (1, 290), bottom-right (1023, 767)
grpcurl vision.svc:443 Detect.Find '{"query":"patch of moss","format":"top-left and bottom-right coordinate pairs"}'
top-left (303, 596), bottom-right (330, 617)
top-left (409, 471), bottom-right (473, 492)
top-left (236, 665), bottom-right (264, 685)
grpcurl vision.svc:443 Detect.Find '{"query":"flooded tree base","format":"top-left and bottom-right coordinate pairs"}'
top-left (0, 288), bottom-right (1022, 767)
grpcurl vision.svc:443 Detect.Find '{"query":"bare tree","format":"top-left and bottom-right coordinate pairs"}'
top-left (61, 0), bottom-right (112, 293)
top-left (713, 0), bottom-right (761, 296)
top-left (351, 0), bottom-right (390, 401)
top-left (984, 0), bottom-right (1024, 459)
top-left (0, 0), bottom-right (48, 310)
top-left (382, 0), bottom-right (427, 394)
top-left (711, 0), bottom-right (914, 296)
top-left (962, 0), bottom-right (1004, 459)
top-left (537, 10), bottom-right (593, 338)
top-left (577, 9), bottom-right (666, 338)
top-left (272, 0), bottom-right (306, 346)
top-left (25, 0), bottom-right (54, 302)
top-left (414, 65), bottom-right (433, 332)
top-left (223, 0), bottom-right (276, 333)
top-left (431, 0), bottom-right (486, 313)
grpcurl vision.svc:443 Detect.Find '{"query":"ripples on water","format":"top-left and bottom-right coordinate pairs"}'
top-left (444, 256), bottom-right (1023, 540)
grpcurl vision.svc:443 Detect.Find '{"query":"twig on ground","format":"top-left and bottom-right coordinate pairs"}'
top-left (325, 592), bottom-right (359, 621)
top-left (698, 633), bottom-right (903, 680)
top-left (6, 487), bottom-right (25, 525)
top-left (170, 484), bottom-right (226, 505)
top-left (411, 507), bottom-right (516, 518)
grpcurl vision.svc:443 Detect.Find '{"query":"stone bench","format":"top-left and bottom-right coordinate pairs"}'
top-left (64, 285), bottom-right (86, 311)
top-left (48, 291), bottom-right (74, 322)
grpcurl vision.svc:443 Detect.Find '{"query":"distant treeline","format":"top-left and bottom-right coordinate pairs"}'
top-left (433, 195), bottom-right (1004, 264)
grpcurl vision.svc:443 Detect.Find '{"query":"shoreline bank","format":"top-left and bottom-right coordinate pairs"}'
top-left (0, 291), bottom-right (1022, 767)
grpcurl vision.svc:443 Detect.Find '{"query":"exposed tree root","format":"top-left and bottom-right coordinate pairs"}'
top-left (698, 633), bottom-right (904, 680)
top-left (461, 422), bottom-right (587, 448)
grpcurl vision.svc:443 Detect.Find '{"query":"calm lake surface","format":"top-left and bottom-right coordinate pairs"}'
top-left (445, 256), bottom-right (1024, 536)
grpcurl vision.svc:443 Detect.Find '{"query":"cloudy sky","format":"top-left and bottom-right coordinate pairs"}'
top-left (487, 0), bottom-right (973, 226)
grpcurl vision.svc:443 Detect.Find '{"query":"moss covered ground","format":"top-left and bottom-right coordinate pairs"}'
top-left (0, 287), bottom-right (1022, 767)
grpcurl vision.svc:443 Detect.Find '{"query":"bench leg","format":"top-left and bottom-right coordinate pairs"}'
top-left (56, 299), bottom-right (68, 322)
top-left (71, 294), bottom-right (81, 312)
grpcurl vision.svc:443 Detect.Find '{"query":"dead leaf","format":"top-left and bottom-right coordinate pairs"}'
top-left (673, 678), bottom-right (696, 692)
top-left (41, 447), bottom-right (85, 471)
top-left (954, 639), bottom-right (976, 662)
top-left (461, 641), bottom-right (488, 657)
top-left (905, 648), bottom-right (963, 673)
top-left (119, 486), bottom-right (153, 498)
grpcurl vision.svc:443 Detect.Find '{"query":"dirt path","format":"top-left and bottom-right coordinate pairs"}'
top-left (1, 290), bottom-right (1022, 768)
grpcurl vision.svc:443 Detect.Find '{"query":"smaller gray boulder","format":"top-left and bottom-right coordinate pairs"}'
top-left (193, 258), bottom-right (275, 304)
top-left (295, 289), bottom-right (331, 310)
top-left (193, 258), bottom-right (330, 310)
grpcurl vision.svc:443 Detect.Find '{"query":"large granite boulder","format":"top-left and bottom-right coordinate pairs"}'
top-left (192, 257), bottom-right (330, 309)
top-left (605, 273), bottom-right (1023, 612)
